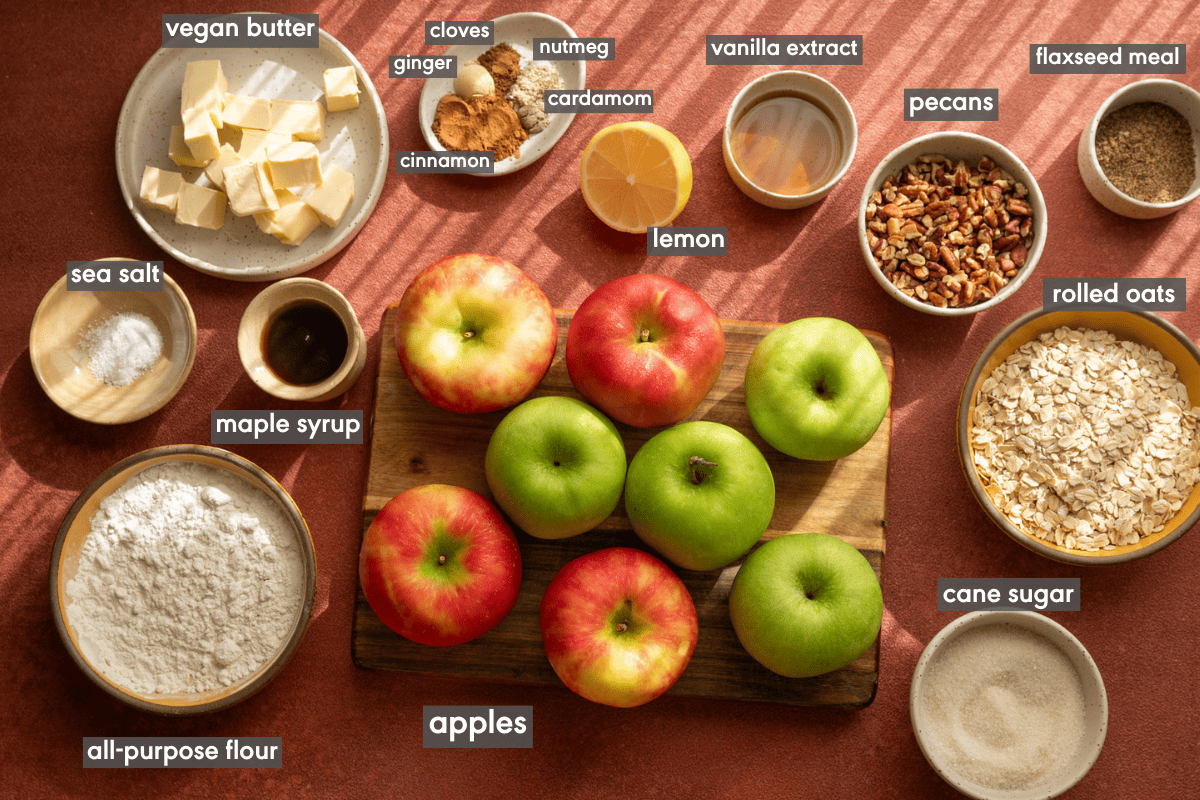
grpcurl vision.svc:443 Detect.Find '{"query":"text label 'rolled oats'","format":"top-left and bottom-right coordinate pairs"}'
top-left (1043, 278), bottom-right (1186, 311)
top-left (904, 89), bottom-right (998, 121)
top-left (162, 14), bottom-right (318, 48)
top-left (706, 35), bottom-right (862, 65)
top-left (1030, 44), bottom-right (1185, 74)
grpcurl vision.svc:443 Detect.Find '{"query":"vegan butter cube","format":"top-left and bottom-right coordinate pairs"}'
top-left (222, 93), bottom-right (270, 130)
top-left (181, 60), bottom-right (227, 128)
top-left (175, 181), bottom-right (226, 229)
top-left (139, 166), bottom-right (183, 213)
top-left (237, 129), bottom-right (292, 162)
top-left (265, 142), bottom-right (323, 189)
top-left (270, 99), bottom-right (325, 141)
top-left (182, 106), bottom-right (221, 162)
top-left (169, 125), bottom-right (208, 168)
top-left (224, 161), bottom-right (280, 217)
top-left (323, 66), bottom-right (359, 112)
top-left (257, 190), bottom-right (319, 245)
top-left (306, 165), bottom-right (355, 226)
top-left (204, 144), bottom-right (245, 191)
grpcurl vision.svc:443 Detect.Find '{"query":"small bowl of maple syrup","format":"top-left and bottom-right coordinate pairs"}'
top-left (723, 71), bottom-right (858, 209)
top-left (238, 278), bottom-right (366, 401)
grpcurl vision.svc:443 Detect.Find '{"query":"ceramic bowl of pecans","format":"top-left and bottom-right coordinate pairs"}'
top-left (957, 307), bottom-right (1200, 564)
top-left (859, 132), bottom-right (1047, 316)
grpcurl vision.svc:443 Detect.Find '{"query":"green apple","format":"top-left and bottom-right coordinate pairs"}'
top-left (729, 532), bottom-right (882, 678)
top-left (744, 317), bottom-right (889, 461)
top-left (624, 421), bottom-right (774, 571)
top-left (485, 396), bottom-right (627, 539)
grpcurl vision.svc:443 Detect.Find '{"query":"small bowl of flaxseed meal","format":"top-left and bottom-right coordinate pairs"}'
top-left (958, 308), bottom-right (1200, 565)
top-left (1077, 79), bottom-right (1200, 219)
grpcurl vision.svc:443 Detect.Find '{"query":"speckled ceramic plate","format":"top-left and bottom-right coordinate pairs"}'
top-left (116, 18), bottom-right (388, 281)
top-left (418, 12), bottom-right (586, 176)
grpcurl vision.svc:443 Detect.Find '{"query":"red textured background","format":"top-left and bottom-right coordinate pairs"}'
top-left (3, 1), bottom-right (1198, 797)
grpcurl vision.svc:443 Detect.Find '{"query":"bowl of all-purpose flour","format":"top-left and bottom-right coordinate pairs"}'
top-left (50, 446), bottom-right (316, 714)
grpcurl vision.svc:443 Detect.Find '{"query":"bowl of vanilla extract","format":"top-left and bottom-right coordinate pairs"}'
top-left (238, 278), bottom-right (366, 401)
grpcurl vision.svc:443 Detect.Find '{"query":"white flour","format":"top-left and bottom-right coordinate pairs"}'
top-left (65, 461), bottom-right (305, 695)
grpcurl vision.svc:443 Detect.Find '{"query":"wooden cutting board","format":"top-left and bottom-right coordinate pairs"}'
top-left (353, 305), bottom-right (892, 709)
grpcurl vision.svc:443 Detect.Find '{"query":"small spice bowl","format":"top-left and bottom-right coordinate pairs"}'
top-left (910, 610), bottom-right (1107, 800)
top-left (1077, 79), bottom-right (1200, 219)
top-left (49, 445), bottom-right (317, 715)
top-left (238, 277), bottom-right (366, 401)
top-left (858, 132), bottom-right (1047, 317)
top-left (722, 71), bottom-right (858, 209)
top-left (958, 307), bottom-right (1200, 564)
top-left (29, 259), bottom-right (197, 424)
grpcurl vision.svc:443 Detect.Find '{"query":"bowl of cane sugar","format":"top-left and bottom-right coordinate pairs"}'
top-left (1077, 79), bottom-right (1200, 219)
top-left (910, 611), bottom-right (1107, 800)
top-left (723, 71), bottom-right (857, 209)
top-left (50, 445), bottom-right (317, 715)
top-left (29, 258), bottom-right (197, 424)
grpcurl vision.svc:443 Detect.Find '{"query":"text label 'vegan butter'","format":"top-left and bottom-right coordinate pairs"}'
top-left (162, 14), bottom-right (318, 48)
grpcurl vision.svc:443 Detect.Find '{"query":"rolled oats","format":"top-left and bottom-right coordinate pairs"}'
top-left (971, 327), bottom-right (1200, 551)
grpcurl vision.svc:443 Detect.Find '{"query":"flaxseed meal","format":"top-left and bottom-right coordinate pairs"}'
top-left (972, 326), bottom-right (1200, 551)
top-left (1095, 102), bottom-right (1195, 204)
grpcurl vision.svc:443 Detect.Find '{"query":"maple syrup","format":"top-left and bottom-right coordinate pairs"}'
top-left (263, 300), bottom-right (349, 386)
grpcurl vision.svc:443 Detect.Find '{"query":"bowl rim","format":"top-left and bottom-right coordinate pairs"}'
top-left (956, 306), bottom-right (1200, 564)
top-left (909, 610), bottom-right (1108, 800)
top-left (721, 70), bottom-right (859, 204)
top-left (28, 263), bottom-right (199, 425)
top-left (1080, 78), bottom-right (1200, 211)
top-left (49, 445), bottom-right (318, 715)
top-left (857, 130), bottom-right (1047, 317)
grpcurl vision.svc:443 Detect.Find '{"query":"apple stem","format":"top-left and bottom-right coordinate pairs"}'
top-left (639, 328), bottom-right (652, 343)
top-left (438, 554), bottom-right (447, 566)
top-left (689, 455), bottom-right (717, 485)
top-left (617, 622), bottom-right (628, 632)
top-left (462, 330), bottom-right (475, 340)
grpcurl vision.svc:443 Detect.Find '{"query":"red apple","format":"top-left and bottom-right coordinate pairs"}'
top-left (565, 274), bottom-right (725, 428)
top-left (395, 253), bottom-right (557, 413)
top-left (360, 484), bottom-right (522, 646)
top-left (540, 547), bottom-right (698, 707)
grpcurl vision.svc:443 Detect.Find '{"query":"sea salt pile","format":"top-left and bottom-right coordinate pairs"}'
top-left (82, 312), bottom-right (163, 387)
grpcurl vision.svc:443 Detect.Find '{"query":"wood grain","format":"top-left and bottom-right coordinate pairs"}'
top-left (353, 306), bottom-right (893, 708)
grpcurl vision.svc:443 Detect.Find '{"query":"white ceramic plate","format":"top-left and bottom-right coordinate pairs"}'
top-left (418, 12), bottom-right (586, 176)
top-left (116, 19), bottom-right (389, 281)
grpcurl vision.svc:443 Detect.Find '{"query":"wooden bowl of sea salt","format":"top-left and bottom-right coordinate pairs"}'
top-left (50, 445), bottom-right (317, 715)
top-left (910, 611), bottom-right (1107, 799)
top-left (30, 258), bottom-right (197, 424)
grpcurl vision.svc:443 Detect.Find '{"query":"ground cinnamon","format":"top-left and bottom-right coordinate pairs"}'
top-left (432, 94), bottom-right (528, 161)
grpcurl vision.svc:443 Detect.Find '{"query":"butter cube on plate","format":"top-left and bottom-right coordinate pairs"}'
top-left (270, 99), bottom-right (325, 141)
top-left (224, 161), bottom-right (279, 217)
top-left (175, 181), bottom-right (226, 229)
top-left (255, 189), bottom-right (319, 245)
top-left (237, 129), bottom-right (292, 162)
top-left (306, 165), bottom-right (355, 226)
top-left (204, 144), bottom-right (245, 191)
top-left (323, 66), bottom-right (359, 112)
top-left (265, 142), bottom-right (322, 189)
top-left (169, 125), bottom-right (208, 168)
top-left (222, 93), bottom-right (270, 130)
top-left (182, 106), bottom-right (221, 162)
top-left (140, 166), bottom-right (183, 213)
top-left (181, 60), bottom-right (227, 128)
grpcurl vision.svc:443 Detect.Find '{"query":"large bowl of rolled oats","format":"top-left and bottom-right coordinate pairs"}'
top-left (859, 132), bottom-right (1047, 316)
top-left (958, 308), bottom-right (1200, 564)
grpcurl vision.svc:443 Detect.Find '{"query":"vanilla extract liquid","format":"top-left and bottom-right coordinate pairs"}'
top-left (263, 300), bottom-right (348, 386)
top-left (730, 91), bottom-right (842, 195)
